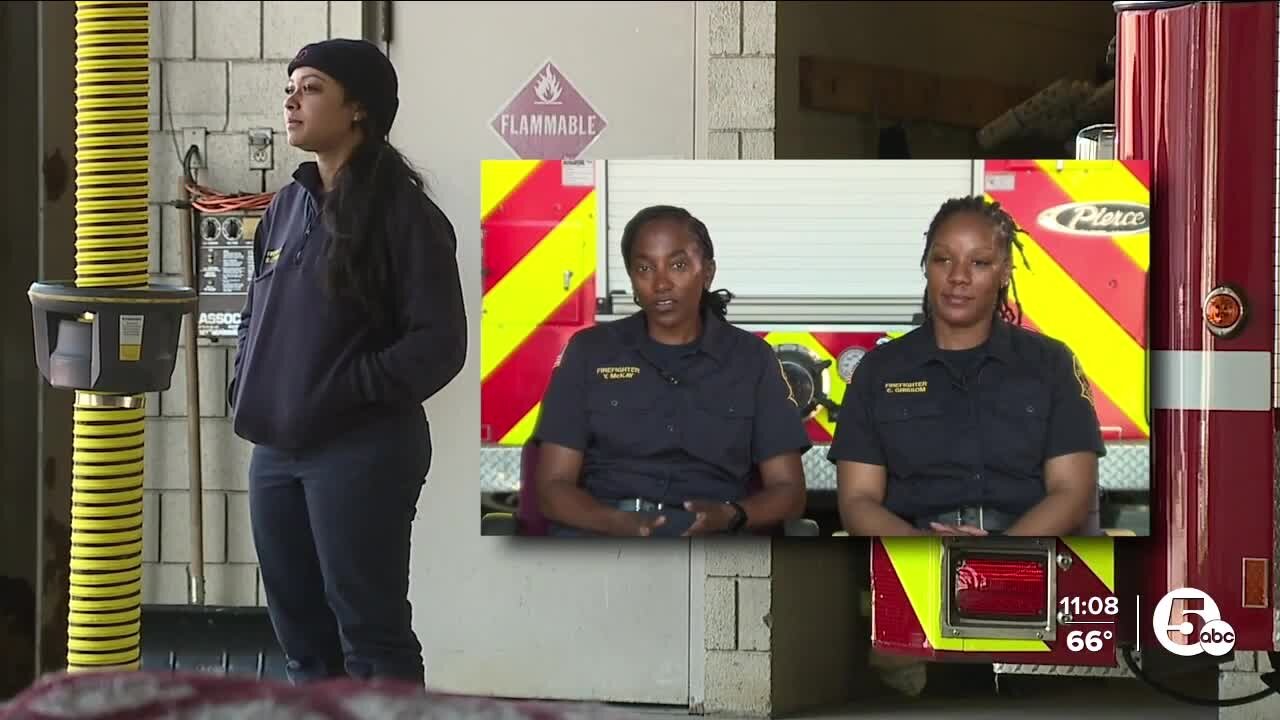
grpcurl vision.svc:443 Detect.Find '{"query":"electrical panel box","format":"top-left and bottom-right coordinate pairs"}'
top-left (195, 210), bottom-right (261, 340)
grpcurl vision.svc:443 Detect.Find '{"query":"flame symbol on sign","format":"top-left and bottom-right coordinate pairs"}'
top-left (533, 67), bottom-right (563, 105)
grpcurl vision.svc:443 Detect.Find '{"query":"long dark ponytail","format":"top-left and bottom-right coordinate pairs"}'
top-left (320, 134), bottom-right (426, 322)
top-left (620, 204), bottom-right (734, 320)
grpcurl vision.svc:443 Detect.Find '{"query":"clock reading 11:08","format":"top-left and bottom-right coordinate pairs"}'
top-left (1059, 596), bottom-right (1119, 617)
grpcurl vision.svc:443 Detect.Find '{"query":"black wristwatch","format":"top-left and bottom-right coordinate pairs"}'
top-left (725, 501), bottom-right (747, 533)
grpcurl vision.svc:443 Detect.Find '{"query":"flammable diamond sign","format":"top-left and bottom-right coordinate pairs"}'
top-left (491, 61), bottom-right (607, 159)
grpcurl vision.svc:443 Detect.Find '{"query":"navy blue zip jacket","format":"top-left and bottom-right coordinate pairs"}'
top-left (228, 161), bottom-right (467, 451)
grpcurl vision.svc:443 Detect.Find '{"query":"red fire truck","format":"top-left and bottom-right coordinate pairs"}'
top-left (869, 0), bottom-right (1278, 696)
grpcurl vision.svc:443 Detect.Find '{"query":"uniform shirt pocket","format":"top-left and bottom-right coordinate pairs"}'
top-left (872, 397), bottom-right (947, 477)
top-left (691, 388), bottom-right (757, 471)
top-left (988, 379), bottom-right (1051, 475)
top-left (587, 388), bottom-right (658, 457)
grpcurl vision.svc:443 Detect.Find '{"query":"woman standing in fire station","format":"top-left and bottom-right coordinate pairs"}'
top-left (228, 39), bottom-right (467, 685)
top-left (828, 196), bottom-right (1105, 537)
top-left (532, 205), bottom-right (811, 537)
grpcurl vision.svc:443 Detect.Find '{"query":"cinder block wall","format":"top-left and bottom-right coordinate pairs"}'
top-left (707, 1), bottom-right (776, 160)
top-left (704, 540), bottom-right (776, 715)
top-left (142, 0), bottom-right (362, 608)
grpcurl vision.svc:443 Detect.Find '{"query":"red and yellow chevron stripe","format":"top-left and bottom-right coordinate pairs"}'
top-left (872, 536), bottom-right (1117, 661)
top-left (985, 159), bottom-right (1151, 442)
top-left (480, 160), bottom-right (599, 445)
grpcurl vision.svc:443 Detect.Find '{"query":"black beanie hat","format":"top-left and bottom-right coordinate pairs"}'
top-left (288, 38), bottom-right (399, 139)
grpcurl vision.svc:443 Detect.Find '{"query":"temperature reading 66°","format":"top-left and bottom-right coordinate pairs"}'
top-left (1067, 629), bottom-right (1113, 652)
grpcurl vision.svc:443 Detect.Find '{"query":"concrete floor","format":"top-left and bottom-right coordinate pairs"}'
top-left (4, 668), bottom-right (1273, 719)
top-left (611, 674), bottom-right (1257, 720)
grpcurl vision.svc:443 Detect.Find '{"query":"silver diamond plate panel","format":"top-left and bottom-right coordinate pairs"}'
top-left (480, 442), bottom-right (1149, 494)
top-left (1098, 442), bottom-right (1150, 492)
top-left (995, 647), bottom-right (1135, 678)
top-left (993, 661), bottom-right (1134, 678)
top-left (480, 447), bottom-right (523, 494)
top-left (803, 446), bottom-right (836, 490)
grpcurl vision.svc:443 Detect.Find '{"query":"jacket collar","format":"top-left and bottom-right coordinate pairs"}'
top-left (613, 307), bottom-right (733, 365)
top-left (292, 161), bottom-right (326, 201)
top-left (900, 317), bottom-right (1018, 370)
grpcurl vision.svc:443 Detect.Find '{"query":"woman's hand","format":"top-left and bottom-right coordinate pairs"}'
top-left (681, 501), bottom-right (736, 536)
top-left (928, 522), bottom-right (989, 536)
top-left (607, 512), bottom-right (669, 537)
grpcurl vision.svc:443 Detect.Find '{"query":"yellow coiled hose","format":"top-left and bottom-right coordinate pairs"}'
top-left (68, 0), bottom-right (151, 672)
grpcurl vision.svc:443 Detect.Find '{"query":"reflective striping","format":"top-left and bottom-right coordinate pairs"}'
top-left (1062, 536), bottom-right (1116, 594)
top-left (480, 191), bottom-right (597, 382)
top-left (881, 537), bottom-right (1050, 653)
top-left (985, 159), bottom-right (1151, 443)
top-left (879, 536), bottom-right (1117, 656)
top-left (500, 401), bottom-right (542, 445)
top-left (989, 192), bottom-right (1150, 439)
top-left (481, 289), bottom-right (594, 445)
top-left (1034, 159), bottom-right (1152, 273)
top-left (1151, 350), bottom-right (1274, 411)
top-left (481, 160), bottom-right (540, 221)
top-left (994, 164), bottom-right (1147, 347)
top-left (481, 162), bottom-right (596, 294)
top-left (480, 160), bottom-right (600, 447)
top-left (1020, 315), bottom-right (1143, 441)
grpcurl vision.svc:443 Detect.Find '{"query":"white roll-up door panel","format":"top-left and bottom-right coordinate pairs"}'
top-left (603, 160), bottom-right (977, 314)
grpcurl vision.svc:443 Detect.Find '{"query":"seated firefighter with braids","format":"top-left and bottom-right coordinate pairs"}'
top-left (531, 205), bottom-right (812, 537)
top-left (828, 196), bottom-right (1105, 537)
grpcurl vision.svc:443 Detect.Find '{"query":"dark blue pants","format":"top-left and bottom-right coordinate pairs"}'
top-left (248, 410), bottom-right (431, 686)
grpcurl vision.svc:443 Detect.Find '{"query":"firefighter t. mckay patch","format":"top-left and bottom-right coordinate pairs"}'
top-left (596, 366), bottom-right (639, 381)
top-left (1072, 353), bottom-right (1094, 407)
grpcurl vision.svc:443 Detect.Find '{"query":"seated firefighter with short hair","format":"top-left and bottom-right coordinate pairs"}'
top-left (532, 205), bottom-right (812, 537)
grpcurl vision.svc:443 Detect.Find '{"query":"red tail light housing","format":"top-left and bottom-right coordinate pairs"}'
top-left (942, 538), bottom-right (1057, 641)
top-left (954, 557), bottom-right (1048, 619)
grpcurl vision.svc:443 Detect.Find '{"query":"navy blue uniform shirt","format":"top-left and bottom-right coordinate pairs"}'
top-left (229, 162), bottom-right (467, 451)
top-left (534, 310), bottom-right (813, 506)
top-left (827, 319), bottom-right (1105, 522)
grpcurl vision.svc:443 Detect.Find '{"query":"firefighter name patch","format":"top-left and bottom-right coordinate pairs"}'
top-left (596, 366), bottom-right (640, 381)
top-left (884, 380), bottom-right (928, 394)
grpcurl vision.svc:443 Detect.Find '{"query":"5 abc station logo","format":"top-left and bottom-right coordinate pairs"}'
top-left (1061, 587), bottom-right (1237, 657)
top-left (1152, 587), bottom-right (1237, 657)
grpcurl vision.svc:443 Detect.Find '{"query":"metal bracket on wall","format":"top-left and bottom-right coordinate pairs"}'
top-left (182, 128), bottom-right (206, 170)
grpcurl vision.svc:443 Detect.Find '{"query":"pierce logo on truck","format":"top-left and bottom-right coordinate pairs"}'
top-left (1036, 201), bottom-right (1150, 236)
